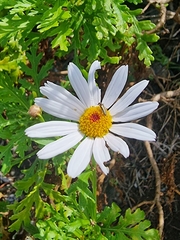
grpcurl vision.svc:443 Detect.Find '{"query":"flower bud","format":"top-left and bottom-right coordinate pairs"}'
top-left (28, 105), bottom-right (42, 118)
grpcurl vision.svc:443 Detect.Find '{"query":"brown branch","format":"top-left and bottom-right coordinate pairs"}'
top-left (132, 113), bottom-right (164, 238)
top-left (145, 141), bottom-right (164, 238)
top-left (145, 114), bottom-right (164, 239)
top-left (132, 200), bottom-right (155, 211)
top-left (146, 3), bottom-right (167, 34)
top-left (143, 0), bottom-right (172, 34)
top-left (139, 87), bottom-right (180, 103)
top-left (152, 88), bottom-right (180, 101)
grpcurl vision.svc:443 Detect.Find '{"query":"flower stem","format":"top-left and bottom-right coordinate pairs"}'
top-left (91, 158), bottom-right (97, 221)
top-left (38, 113), bottom-right (45, 122)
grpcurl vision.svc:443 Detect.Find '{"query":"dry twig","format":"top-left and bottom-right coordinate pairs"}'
top-left (143, 0), bottom-right (172, 34)
top-left (132, 114), bottom-right (164, 239)
top-left (135, 85), bottom-right (180, 238)
top-left (144, 129), bottom-right (164, 239)
top-left (152, 88), bottom-right (180, 101)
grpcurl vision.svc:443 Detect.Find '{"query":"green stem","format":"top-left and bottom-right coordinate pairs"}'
top-left (38, 113), bottom-right (45, 122)
top-left (91, 158), bottom-right (97, 221)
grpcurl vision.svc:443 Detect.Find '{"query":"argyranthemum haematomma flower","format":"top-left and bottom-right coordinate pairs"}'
top-left (25, 61), bottom-right (158, 178)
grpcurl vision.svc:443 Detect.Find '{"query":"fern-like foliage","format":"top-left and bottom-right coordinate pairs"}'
top-left (0, 46), bottom-right (53, 174)
top-left (0, 0), bottom-right (159, 67)
top-left (31, 172), bottom-right (160, 239)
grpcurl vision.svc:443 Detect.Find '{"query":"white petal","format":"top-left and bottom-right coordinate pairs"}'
top-left (35, 98), bottom-right (80, 121)
top-left (40, 81), bottom-right (85, 114)
top-left (68, 62), bottom-right (92, 107)
top-left (113, 102), bottom-right (159, 122)
top-left (110, 123), bottom-right (156, 141)
top-left (37, 131), bottom-right (84, 159)
top-left (25, 121), bottom-right (79, 138)
top-left (93, 138), bottom-right (110, 175)
top-left (88, 60), bottom-right (101, 105)
top-left (104, 133), bottom-right (129, 158)
top-left (102, 65), bottom-right (128, 108)
top-left (67, 137), bottom-right (94, 178)
top-left (110, 80), bottom-right (149, 116)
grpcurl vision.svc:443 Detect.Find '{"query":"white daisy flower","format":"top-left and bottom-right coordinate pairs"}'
top-left (25, 61), bottom-right (158, 178)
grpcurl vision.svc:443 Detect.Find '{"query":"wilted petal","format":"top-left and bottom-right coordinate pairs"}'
top-left (104, 133), bottom-right (129, 158)
top-left (113, 102), bottom-right (159, 122)
top-left (67, 137), bottom-right (94, 178)
top-left (25, 121), bottom-right (79, 138)
top-left (88, 60), bottom-right (101, 105)
top-left (68, 62), bottom-right (92, 108)
top-left (110, 123), bottom-right (156, 141)
top-left (110, 80), bottom-right (149, 116)
top-left (37, 131), bottom-right (84, 159)
top-left (93, 138), bottom-right (110, 175)
top-left (102, 65), bottom-right (128, 108)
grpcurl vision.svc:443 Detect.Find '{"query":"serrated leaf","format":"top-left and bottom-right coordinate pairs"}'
top-left (97, 202), bottom-right (121, 226)
top-left (51, 25), bottom-right (72, 51)
top-left (116, 232), bottom-right (132, 240)
top-left (82, 22), bottom-right (100, 61)
top-left (123, 208), bottom-right (145, 226)
top-left (138, 20), bottom-right (156, 31)
top-left (136, 39), bottom-right (154, 66)
top-left (144, 228), bottom-right (160, 240)
top-left (77, 180), bottom-right (95, 203)
top-left (0, 144), bottom-right (12, 174)
top-left (66, 219), bottom-right (89, 233)
top-left (14, 173), bottom-right (37, 193)
top-left (0, 73), bottom-right (28, 109)
top-left (142, 33), bottom-right (160, 43)
top-left (107, 208), bottom-right (161, 239)
top-left (9, 192), bottom-right (44, 232)
top-left (38, 1), bottom-right (71, 33)
top-left (9, 208), bottom-right (31, 231)
top-left (8, 161), bottom-right (48, 232)
top-left (38, 59), bottom-right (54, 80)
top-left (19, 46), bottom-right (53, 95)
top-left (0, 131), bottom-right (30, 174)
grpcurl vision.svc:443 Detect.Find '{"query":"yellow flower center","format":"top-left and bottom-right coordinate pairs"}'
top-left (79, 105), bottom-right (112, 138)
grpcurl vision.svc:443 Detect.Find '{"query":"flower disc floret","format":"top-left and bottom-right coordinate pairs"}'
top-left (79, 106), bottom-right (112, 138)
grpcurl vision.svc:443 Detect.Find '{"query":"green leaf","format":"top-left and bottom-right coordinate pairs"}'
top-left (32, 138), bottom-right (55, 146)
top-left (0, 130), bottom-right (30, 174)
top-left (0, 73), bottom-right (28, 109)
top-left (0, 201), bottom-right (8, 213)
top-left (51, 24), bottom-right (72, 51)
top-left (126, 0), bottom-right (143, 5)
top-left (0, 0), bottom-right (159, 67)
top-left (38, 0), bottom-right (71, 33)
top-left (8, 160), bottom-right (48, 232)
top-left (19, 46), bottom-right (53, 95)
top-left (98, 207), bottom-right (160, 239)
top-left (136, 39), bottom-right (154, 66)
top-left (97, 202), bottom-right (121, 226)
